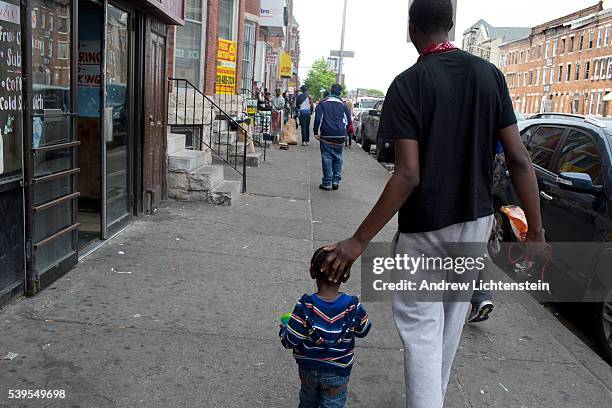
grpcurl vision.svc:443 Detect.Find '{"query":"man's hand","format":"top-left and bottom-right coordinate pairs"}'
top-left (315, 133), bottom-right (320, 141)
top-left (321, 237), bottom-right (367, 283)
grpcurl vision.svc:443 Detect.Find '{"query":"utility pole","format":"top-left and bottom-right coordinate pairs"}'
top-left (337, 0), bottom-right (348, 85)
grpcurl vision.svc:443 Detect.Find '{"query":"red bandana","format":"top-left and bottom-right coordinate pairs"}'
top-left (419, 41), bottom-right (457, 60)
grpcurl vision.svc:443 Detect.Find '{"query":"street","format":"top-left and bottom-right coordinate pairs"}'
top-left (1, 140), bottom-right (611, 407)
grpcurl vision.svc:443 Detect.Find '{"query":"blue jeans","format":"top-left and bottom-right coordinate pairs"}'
top-left (299, 111), bottom-right (311, 143)
top-left (298, 368), bottom-right (349, 408)
top-left (320, 141), bottom-right (344, 187)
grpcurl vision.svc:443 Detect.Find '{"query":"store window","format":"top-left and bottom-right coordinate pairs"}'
top-left (174, 0), bottom-right (204, 88)
top-left (0, 0), bottom-right (23, 183)
top-left (219, 0), bottom-right (235, 40)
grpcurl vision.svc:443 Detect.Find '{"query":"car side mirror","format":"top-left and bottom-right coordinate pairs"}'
top-left (556, 172), bottom-right (603, 195)
top-left (369, 109), bottom-right (380, 116)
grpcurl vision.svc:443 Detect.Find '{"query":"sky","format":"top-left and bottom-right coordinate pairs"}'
top-left (293, 0), bottom-right (603, 92)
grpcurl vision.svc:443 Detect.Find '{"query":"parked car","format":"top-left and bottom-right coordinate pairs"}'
top-left (361, 99), bottom-right (395, 162)
top-left (490, 114), bottom-right (612, 361)
top-left (353, 97), bottom-right (382, 142)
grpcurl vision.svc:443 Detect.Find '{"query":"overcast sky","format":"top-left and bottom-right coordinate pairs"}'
top-left (293, 0), bottom-right (602, 92)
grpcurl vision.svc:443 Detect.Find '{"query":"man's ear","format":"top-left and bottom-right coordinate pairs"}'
top-left (309, 263), bottom-right (317, 279)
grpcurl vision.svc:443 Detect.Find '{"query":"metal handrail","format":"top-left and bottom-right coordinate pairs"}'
top-left (168, 78), bottom-right (248, 193)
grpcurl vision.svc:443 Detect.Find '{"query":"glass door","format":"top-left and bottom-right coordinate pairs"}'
top-left (26, 0), bottom-right (79, 288)
top-left (102, 3), bottom-right (131, 238)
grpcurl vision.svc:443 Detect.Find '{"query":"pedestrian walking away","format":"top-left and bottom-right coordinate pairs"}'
top-left (319, 1), bottom-right (545, 407)
top-left (314, 84), bottom-right (352, 191)
top-left (279, 248), bottom-right (372, 408)
top-left (296, 85), bottom-right (314, 146)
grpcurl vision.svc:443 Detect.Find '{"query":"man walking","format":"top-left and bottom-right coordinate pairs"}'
top-left (313, 84), bottom-right (352, 191)
top-left (319, 1), bottom-right (545, 407)
top-left (296, 85), bottom-right (314, 146)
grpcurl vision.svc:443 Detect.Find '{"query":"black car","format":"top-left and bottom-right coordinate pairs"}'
top-left (490, 114), bottom-right (612, 361)
top-left (360, 99), bottom-right (396, 163)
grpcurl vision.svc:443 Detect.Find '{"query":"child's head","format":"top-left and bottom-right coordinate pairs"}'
top-left (310, 247), bottom-right (346, 288)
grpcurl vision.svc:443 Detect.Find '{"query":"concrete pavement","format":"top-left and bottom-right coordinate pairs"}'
top-left (1, 140), bottom-right (611, 407)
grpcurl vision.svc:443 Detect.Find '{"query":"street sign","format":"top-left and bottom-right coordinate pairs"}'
top-left (330, 50), bottom-right (355, 58)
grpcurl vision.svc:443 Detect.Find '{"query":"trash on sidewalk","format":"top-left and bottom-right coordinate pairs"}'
top-left (42, 344), bottom-right (51, 351)
top-left (1, 352), bottom-right (19, 360)
top-left (499, 383), bottom-right (509, 392)
top-left (118, 251), bottom-right (125, 255)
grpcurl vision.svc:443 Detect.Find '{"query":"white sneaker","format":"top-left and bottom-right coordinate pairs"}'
top-left (468, 300), bottom-right (494, 323)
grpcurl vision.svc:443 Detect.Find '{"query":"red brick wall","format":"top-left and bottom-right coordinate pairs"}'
top-left (245, 0), bottom-right (260, 16)
top-left (502, 8), bottom-right (612, 117)
top-left (204, 0), bottom-right (220, 95)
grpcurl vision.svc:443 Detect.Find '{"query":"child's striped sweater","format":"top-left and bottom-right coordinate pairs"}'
top-left (280, 293), bottom-right (371, 376)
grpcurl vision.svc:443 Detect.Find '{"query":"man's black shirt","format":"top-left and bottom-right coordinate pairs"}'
top-left (378, 50), bottom-right (517, 233)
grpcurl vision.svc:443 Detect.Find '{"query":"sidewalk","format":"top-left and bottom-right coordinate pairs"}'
top-left (1, 141), bottom-right (611, 407)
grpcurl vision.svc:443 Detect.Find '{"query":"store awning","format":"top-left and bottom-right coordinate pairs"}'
top-left (141, 0), bottom-right (185, 26)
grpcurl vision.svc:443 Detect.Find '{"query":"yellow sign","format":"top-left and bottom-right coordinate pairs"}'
top-left (216, 39), bottom-right (237, 94)
top-left (279, 52), bottom-right (293, 78)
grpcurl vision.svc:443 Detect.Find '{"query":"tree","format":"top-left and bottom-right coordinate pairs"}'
top-left (367, 89), bottom-right (385, 97)
top-left (304, 57), bottom-right (337, 100)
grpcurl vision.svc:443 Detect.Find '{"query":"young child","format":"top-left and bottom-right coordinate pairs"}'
top-left (279, 248), bottom-right (372, 407)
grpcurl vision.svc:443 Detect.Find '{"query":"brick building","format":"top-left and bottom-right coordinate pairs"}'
top-left (500, 2), bottom-right (612, 116)
top-left (167, 0), bottom-right (300, 97)
top-left (462, 19), bottom-right (530, 68)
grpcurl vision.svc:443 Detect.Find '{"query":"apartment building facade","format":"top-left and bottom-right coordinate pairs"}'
top-left (500, 2), bottom-right (612, 116)
top-left (463, 19), bottom-right (530, 68)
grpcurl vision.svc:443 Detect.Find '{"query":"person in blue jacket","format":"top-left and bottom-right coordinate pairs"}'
top-left (313, 84), bottom-right (353, 191)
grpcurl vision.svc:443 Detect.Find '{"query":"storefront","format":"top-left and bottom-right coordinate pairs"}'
top-left (0, 0), bottom-right (184, 305)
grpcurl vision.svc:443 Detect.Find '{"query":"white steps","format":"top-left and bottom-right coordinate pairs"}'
top-left (168, 149), bottom-right (212, 172)
top-left (167, 131), bottom-right (242, 205)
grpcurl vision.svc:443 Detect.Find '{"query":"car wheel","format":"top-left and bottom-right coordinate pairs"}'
top-left (488, 205), bottom-right (513, 262)
top-left (595, 290), bottom-right (612, 363)
top-left (362, 135), bottom-right (371, 153)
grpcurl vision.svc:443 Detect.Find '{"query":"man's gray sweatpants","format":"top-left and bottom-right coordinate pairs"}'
top-left (392, 216), bottom-right (494, 408)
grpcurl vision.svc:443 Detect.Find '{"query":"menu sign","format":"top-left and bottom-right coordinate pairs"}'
top-left (0, 0), bottom-right (22, 178)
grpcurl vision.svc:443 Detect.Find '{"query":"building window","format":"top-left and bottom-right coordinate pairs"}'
top-left (241, 21), bottom-right (256, 94)
top-left (531, 46), bottom-right (535, 61)
top-left (49, 14), bottom-right (54, 31)
top-left (174, 0), bottom-right (204, 88)
top-left (58, 42), bottom-right (68, 59)
top-left (597, 92), bottom-right (603, 115)
top-left (585, 60), bottom-right (590, 79)
top-left (606, 27), bottom-right (611, 47)
top-left (595, 60), bottom-right (600, 79)
top-left (550, 67), bottom-right (555, 84)
top-left (579, 32), bottom-right (585, 50)
top-left (219, 0), bottom-right (236, 41)
top-left (607, 58), bottom-right (612, 79)
top-left (524, 72), bottom-right (528, 87)
top-left (58, 16), bottom-right (68, 34)
top-left (600, 58), bottom-right (607, 78)
top-left (566, 64), bottom-right (571, 81)
top-left (569, 36), bottom-right (575, 52)
top-left (588, 30), bottom-right (594, 49)
top-left (519, 51), bottom-right (523, 64)
top-left (536, 68), bottom-right (540, 85)
top-left (529, 70), bottom-right (534, 85)
top-left (560, 37), bottom-right (566, 54)
top-left (575, 63), bottom-right (580, 80)
top-left (538, 44), bottom-right (543, 59)
top-left (558, 65), bottom-right (563, 82)
top-left (553, 38), bottom-right (558, 56)
top-left (545, 42), bottom-right (550, 58)
top-left (589, 93), bottom-right (595, 114)
top-left (598, 28), bottom-right (604, 47)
